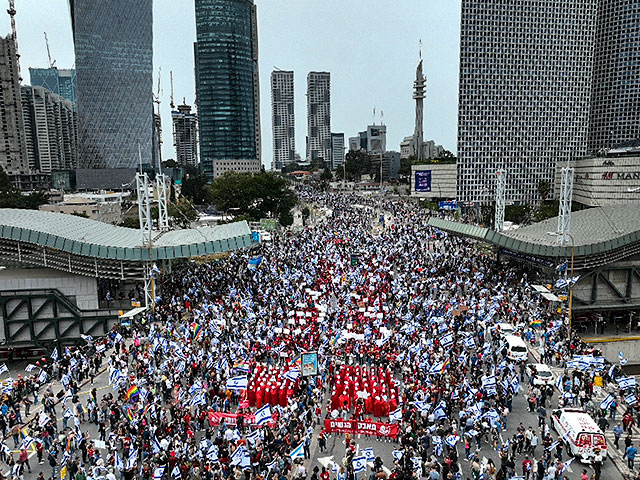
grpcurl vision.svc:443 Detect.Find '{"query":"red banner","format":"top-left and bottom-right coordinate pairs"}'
top-left (208, 412), bottom-right (256, 426)
top-left (324, 419), bottom-right (399, 438)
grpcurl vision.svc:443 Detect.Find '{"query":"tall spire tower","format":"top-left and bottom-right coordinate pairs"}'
top-left (412, 41), bottom-right (426, 161)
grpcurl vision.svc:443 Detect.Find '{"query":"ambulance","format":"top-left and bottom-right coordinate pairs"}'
top-left (551, 408), bottom-right (607, 462)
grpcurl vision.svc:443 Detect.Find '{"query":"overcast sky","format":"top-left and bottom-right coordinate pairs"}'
top-left (3, 0), bottom-right (461, 168)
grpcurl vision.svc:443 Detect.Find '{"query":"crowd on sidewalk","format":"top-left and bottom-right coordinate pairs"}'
top-left (0, 189), bottom-right (636, 480)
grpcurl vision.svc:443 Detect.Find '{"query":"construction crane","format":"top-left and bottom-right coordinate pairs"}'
top-left (7, 0), bottom-right (21, 81)
top-left (153, 67), bottom-right (162, 169)
top-left (44, 32), bottom-right (56, 69)
top-left (169, 71), bottom-right (175, 110)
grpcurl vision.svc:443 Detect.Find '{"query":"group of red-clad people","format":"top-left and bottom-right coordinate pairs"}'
top-left (329, 364), bottom-right (400, 419)
top-left (246, 364), bottom-right (300, 408)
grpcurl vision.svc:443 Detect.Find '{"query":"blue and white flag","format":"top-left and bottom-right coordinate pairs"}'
top-left (0, 363), bottom-right (8, 375)
top-left (555, 278), bottom-right (568, 289)
top-left (283, 369), bottom-right (301, 382)
top-left (207, 444), bottom-right (219, 462)
top-left (153, 466), bottom-right (166, 480)
top-left (619, 352), bottom-right (629, 366)
top-left (231, 446), bottom-right (247, 466)
top-left (226, 376), bottom-right (248, 391)
top-left (440, 333), bottom-right (454, 349)
top-left (361, 448), bottom-right (375, 462)
top-left (152, 437), bottom-right (162, 454)
top-left (510, 376), bottom-right (521, 394)
top-left (114, 452), bottom-right (124, 471)
top-left (189, 381), bottom-right (203, 396)
top-left (625, 393), bottom-right (638, 406)
top-left (445, 434), bottom-right (460, 448)
top-left (128, 448), bottom-right (138, 469)
top-left (289, 441), bottom-right (305, 459)
top-left (352, 456), bottom-right (367, 474)
top-left (38, 370), bottom-right (49, 383)
top-left (545, 440), bottom-right (560, 451)
top-left (25, 364), bottom-right (37, 372)
top-left (464, 337), bottom-right (476, 349)
top-left (80, 334), bottom-right (93, 342)
top-left (389, 407), bottom-right (402, 423)
top-left (411, 457), bottom-right (422, 471)
top-left (617, 376), bottom-right (636, 390)
top-left (392, 450), bottom-right (404, 461)
top-left (95, 343), bottom-right (106, 353)
top-left (255, 404), bottom-right (272, 426)
top-left (50, 348), bottom-right (58, 361)
top-left (171, 465), bottom-right (181, 478)
top-left (600, 394), bottom-right (615, 410)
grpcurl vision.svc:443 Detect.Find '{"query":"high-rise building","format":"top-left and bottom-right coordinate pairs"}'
top-left (21, 85), bottom-right (77, 173)
top-left (331, 133), bottom-right (344, 169)
top-left (307, 72), bottom-right (331, 164)
top-left (172, 104), bottom-right (199, 167)
top-left (0, 35), bottom-right (29, 175)
top-left (29, 68), bottom-right (77, 104)
top-left (367, 125), bottom-right (386, 154)
top-left (271, 70), bottom-right (295, 171)
top-left (195, 0), bottom-right (261, 182)
top-left (457, 0), bottom-right (597, 205)
top-left (70, 0), bottom-right (153, 170)
top-left (588, 0), bottom-right (640, 152)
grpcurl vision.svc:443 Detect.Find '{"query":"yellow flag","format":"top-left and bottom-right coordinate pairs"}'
top-left (60, 466), bottom-right (67, 479)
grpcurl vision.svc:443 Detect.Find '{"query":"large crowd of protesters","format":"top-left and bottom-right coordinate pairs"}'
top-left (0, 189), bottom-right (637, 480)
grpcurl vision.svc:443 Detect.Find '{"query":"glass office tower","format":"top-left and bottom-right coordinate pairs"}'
top-left (70, 0), bottom-right (153, 169)
top-left (195, 0), bottom-right (261, 181)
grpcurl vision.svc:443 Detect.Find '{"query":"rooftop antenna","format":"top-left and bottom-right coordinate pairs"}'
top-left (419, 38), bottom-right (423, 60)
top-left (169, 70), bottom-right (175, 110)
top-left (381, 110), bottom-right (384, 126)
top-left (7, 0), bottom-right (21, 81)
top-left (372, 106), bottom-right (376, 126)
top-left (44, 32), bottom-right (56, 69)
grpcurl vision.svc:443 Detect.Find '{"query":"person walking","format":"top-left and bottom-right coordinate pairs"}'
top-left (614, 424), bottom-right (623, 450)
top-left (624, 442), bottom-right (638, 470)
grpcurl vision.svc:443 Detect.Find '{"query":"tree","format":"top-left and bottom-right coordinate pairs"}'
top-left (180, 173), bottom-right (208, 204)
top-left (538, 180), bottom-right (551, 202)
top-left (309, 157), bottom-right (327, 171)
top-left (0, 166), bottom-right (47, 210)
top-left (282, 162), bottom-right (301, 174)
top-left (208, 171), bottom-right (297, 225)
top-left (343, 150), bottom-right (371, 181)
top-left (320, 168), bottom-right (333, 181)
top-left (120, 217), bottom-right (139, 228)
top-left (162, 159), bottom-right (177, 168)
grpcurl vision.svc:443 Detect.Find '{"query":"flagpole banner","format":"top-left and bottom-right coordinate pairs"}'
top-left (324, 419), bottom-right (399, 438)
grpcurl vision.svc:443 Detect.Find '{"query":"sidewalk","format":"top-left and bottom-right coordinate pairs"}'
top-left (528, 343), bottom-right (638, 478)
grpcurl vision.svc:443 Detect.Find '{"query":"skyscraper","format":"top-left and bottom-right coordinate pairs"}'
top-left (29, 68), bottom-right (77, 104)
top-left (457, 0), bottom-right (597, 205)
top-left (21, 85), bottom-right (77, 173)
top-left (588, 0), bottom-right (640, 152)
top-left (70, 0), bottom-right (153, 170)
top-left (0, 35), bottom-right (28, 175)
top-left (172, 104), bottom-right (199, 167)
top-left (271, 70), bottom-right (295, 171)
top-left (331, 133), bottom-right (345, 169)
top-left (195, 0), bottom-right (261, 181)
top-left (307, 72), bottom-right (331, 164)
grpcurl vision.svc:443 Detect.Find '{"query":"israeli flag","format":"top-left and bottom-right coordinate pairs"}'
top-left (289, 441), bottom-right (305, 459)
top-left (625, 393), bottom-right (638, 406)
top-left (361, 448), bottom-right (375, 462)
top-left (153, 466), bottom-right (166, 480)
top-left (25, 364), bottom-right (37, 372)
top-left (392, 450), bottom-right (404, 461)
top-left (38, 412), bottom-right (50, 428)
top-left (231, 446), bottom-right (247, 466)
top-left (128, 448), bottom-right (138, 469)
top-left (352, 456), bottom-right (367, 474)
top-left (96, 343), bottom-right (106, 353)
top-left (429, 361), bottom-right (444, 375)
top-left (411, 457), bottom-right (422, 471)
top-left (433, 406), bottom-right (447, 420)
top-left (255, 404), bottom-right (272, 427)
top-left (545, 440), bottom-right (560, 451)
top-left (413, 401), bottom-right (429, 413)
top-left (226, 376), bottom-right (248, 391)
top-left (600, 394), bottom-right (615, 410)
top-left (617, 376), bottom-right (636, 390)
top-left (171, 465), bottom-right (181, 478)
top-left (189, 381), bottom-right (203, 396)
top-left (50, 348), bottom-right (58, 361)
top-left (389, 407), bottom-right (402, 423)
top-left (0, 363), bottom-right (8, 375)
top-left (464, 337), bottom-right (476, 349)
top-left (207, 444), bottom-right (219, 461)
top-left (80, 334), bottom-right (93, 342)
top-left (440, 333), bottom-right (454, 349)
top-left (619, 352), bottom-right (628, 366)
top-left (555, 278), bottom-right (568, 289)
top-left (556, 374), bottom-right (564, 391)
top-left (465, 429), bottom-right (479, 438)
top-left (152, 437), bottom-right (162, 454)
top-left (38, 370), bottom-right (49, 383)
top-left (445, 434), bottom-right (459, 448)
top-left (266, 459), bottom-right (278, 471)
top-left (510, 376), bottom-right (521, 394)
top-left (283, 369), bottom-right (301, 382)
top-left (114, 452), bottom-right (124, 471)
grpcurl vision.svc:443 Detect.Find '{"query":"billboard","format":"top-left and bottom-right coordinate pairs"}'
top-left (439, 200), bottom-right (458, 210)
top-left (415, 170), bottom-right (432, 192)
top-left (301, 352), bottom-right (319, 377)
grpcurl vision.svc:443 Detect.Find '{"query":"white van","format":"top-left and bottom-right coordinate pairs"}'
top-left (504, 335), bottom-right (529, 362)
top-left (551, 408), bottom-right (607, 462)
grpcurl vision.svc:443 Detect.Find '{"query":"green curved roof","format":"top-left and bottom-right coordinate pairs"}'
top-left (429, 205), bottom-right (640, 260)
top-left (0, 208), bottom-right (254, 261)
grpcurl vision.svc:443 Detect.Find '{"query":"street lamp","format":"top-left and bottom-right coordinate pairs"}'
top-left (548, 231), bottom-right (575, 331)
